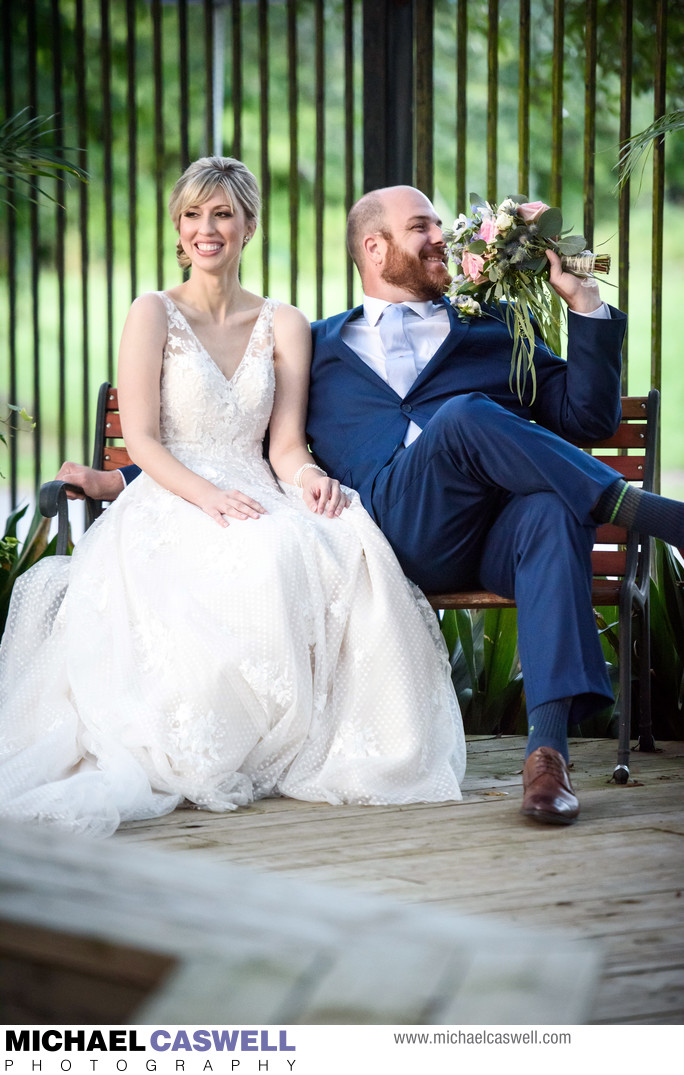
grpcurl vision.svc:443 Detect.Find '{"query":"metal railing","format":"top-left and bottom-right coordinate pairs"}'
top-left (0, 0), bottom-right (674, 504)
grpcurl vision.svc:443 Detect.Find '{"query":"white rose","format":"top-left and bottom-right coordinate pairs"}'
top-left (453, 295), bottom-right (482, 317)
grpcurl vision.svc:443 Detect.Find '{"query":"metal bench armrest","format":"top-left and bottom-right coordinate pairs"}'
top-left (38, 481), bottom-right (97, 556)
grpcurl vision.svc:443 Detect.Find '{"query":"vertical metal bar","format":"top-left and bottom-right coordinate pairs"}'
top-left (415, 0), bottom-right (434, 198)
top-left (27, 0), bottom-right (41, 487)
top-left (518, 0), bottom-right (530, 196)
top-left (363, 0), bottom-right (388, 192)
top-left (314, 0), bottom-right (325, 318)
top-left (651, 0), bottom-right (666, 490)
top-left (363, 0), bottom-right (413, 191)
top-left (583, 0), bottom-right (597, 249)
top-left (126, 0), bottom-right (138, 301)
top-left (50, 0), bottom-right (66, 467)
top-left (100, 0), bottom-right (115, 383)
top-left (550, 0), bottom-right (564, 205)
top-left (230, 0), bottom-right (242, 160)
top-left (287, 0), bottom-right (298, 307)
top-left (204, 0), bottom-right (214, 155)
top-left (151, 0), bottom-right (165, 289)
top-left (486, 0), bottom-right (498, 202)
top-left (258, 0), bottom-right (270, 298)
top-left (213, 4), bottom-right (225, 155)
top-left (178, 0), bottom-right (190, 171)
top-left (618, 0), bottom-right (633, 387)
top-left (344, 0), bottom-right (355, 308)
top-left (2, 0), bottom-right (18, 505)
top-left (75, 0), bottom-right (90, 464)
top-left (456, 0), bottom-right (467, 212)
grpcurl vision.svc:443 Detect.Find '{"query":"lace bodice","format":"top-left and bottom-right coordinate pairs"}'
top-left (158, 293), bottom-right (277, 481)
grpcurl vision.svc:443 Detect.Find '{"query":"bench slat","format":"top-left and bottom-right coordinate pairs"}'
top-left (591, 455), bottom-right (645, 481)
top-left (102, 446), bottom-right (131, 469)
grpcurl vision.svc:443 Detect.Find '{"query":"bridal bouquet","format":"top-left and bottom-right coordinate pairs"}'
top-left (443, 194), bottom-right (610, 400)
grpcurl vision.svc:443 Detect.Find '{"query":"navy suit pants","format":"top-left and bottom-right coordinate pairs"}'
top-left (370, 392), bottom-right (622, 716)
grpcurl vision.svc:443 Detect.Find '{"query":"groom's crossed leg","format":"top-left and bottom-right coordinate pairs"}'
top-left (369, 391), bottom-right (683, 825)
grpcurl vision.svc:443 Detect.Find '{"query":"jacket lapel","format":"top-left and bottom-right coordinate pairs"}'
top-left (322, 307), bottom-right (402, 398)
top-left (406, 297), bottom-right (471, 395)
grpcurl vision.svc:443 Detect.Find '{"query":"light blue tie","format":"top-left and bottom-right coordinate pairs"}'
top-left (379, 303), bottom-right (417, 398)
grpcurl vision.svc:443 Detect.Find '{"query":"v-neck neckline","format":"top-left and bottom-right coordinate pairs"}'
top-left (164, 294), bottom-right (269, 385)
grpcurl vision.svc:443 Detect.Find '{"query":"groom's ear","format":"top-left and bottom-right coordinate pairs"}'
top-left (364, 231), bottom-right (387, 266)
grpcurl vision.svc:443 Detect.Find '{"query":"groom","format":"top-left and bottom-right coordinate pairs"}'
top-left (306, 185), bottom-right (684, 826)
top-left (58, 185), bottom-right (684, 825)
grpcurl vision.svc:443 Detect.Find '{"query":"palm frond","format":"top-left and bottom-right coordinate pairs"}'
top-left (615, 110), bottom-right (684, 192)
top-left (0, 108), bottom-right (88, 206)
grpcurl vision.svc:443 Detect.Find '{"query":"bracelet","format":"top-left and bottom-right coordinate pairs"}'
top-left (293, 462), bottom-right (327, 488)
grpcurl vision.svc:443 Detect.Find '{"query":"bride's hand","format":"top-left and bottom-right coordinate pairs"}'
top-left (301, 473), bottom-right (351, 517)
top-left (198, 486), bottom-right (267, 527)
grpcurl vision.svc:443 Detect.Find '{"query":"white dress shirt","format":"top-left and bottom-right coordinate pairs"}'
top-left (340, 294), bottom-right (610, 445)
top-left (341, 296), bottom-right (450, 443)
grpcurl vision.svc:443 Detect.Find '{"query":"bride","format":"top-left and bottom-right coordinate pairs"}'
top-left (0, 157), bottom-right (465, 837)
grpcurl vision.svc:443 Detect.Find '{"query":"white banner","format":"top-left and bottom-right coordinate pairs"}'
top-left (3, 1025), bottom-right (682, 1075)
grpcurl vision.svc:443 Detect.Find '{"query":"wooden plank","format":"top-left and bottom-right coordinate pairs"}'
top-left (104, 412), bottom-right (123, 438)
top-left (592, 455), bottom-right (645, 479)
top-left (102, 445), bottom-right (131, 469)
top-left (591, 965), bottom-right (684, 1023)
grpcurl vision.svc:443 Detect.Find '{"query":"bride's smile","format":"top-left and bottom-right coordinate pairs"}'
top-left (179, 191), bottom-right (252, 270)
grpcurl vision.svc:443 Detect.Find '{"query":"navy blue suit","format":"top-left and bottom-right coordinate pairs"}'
top-left (307, 298), bottom-right (627, 719)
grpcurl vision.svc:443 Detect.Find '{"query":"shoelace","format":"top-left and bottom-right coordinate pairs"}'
top-left (526, 749), bottom-right (572, 788)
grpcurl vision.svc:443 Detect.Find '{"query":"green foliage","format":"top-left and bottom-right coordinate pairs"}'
top-left (0, 503), bottom-right (62, 639)
top-left (647, 541), bottom-right (684, 738)
top-left (441, 607), bottom-right (525, 735)
top-left (616, 109), bottom-right (684, 192)
top-left (0, 109), bottom-right (88, 207)
top-left (593, 543), bottom-right (684, 740)
top-left (1, 405), bottom-right (35, 478)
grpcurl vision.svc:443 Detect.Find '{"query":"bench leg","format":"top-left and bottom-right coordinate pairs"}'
top-left (636, 599), bottom-right (657, 752)
top-left (613, 605), bottom-right (633, 784)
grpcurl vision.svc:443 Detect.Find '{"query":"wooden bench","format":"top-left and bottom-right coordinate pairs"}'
top-left (40, 385), bottom-right (660, 784)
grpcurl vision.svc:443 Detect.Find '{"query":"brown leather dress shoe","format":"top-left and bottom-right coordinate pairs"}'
top-left (521, 746), bottom-right (579, 825)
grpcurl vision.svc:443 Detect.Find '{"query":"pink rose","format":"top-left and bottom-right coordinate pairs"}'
top-left (461, 251), bottom-right (486, 282)
top-left (517, 200), bottom-right (549, 223)
top-left (478, 217), bottom-right (499, 243)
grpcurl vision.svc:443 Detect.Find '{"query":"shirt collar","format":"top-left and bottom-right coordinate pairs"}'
top-left (362, 294), bottom-right (445, 328)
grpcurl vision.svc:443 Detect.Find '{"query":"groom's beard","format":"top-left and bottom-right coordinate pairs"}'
top-left (381, 238), bottom-right (451, 302)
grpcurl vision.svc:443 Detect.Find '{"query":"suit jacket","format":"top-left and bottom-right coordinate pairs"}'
top-left (307, 297), bottom-right (626, 517)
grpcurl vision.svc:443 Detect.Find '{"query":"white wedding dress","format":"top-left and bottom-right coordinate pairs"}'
top-left (0, 295), bottom-right (465, 837)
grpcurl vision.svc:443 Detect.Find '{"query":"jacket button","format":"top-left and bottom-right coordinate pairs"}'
top-left (401, 403), bottom-right (413, 413)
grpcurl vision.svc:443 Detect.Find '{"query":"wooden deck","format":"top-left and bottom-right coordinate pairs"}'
top-left (1, 735), bottom-right (682, 1026)
top-left (111, 735), bottom-right (684, 1025)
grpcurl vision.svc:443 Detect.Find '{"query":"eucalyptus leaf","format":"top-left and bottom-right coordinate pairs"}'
top-left (535, 207), bottom-right (563, 238)
top-left (556, 236), bottom-right (586, 256)
top-left (526, 256), bottom-right (548, 274)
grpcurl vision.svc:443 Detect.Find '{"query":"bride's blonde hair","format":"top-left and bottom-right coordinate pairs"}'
top-left (168, 156), bottom-right (261, 269)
